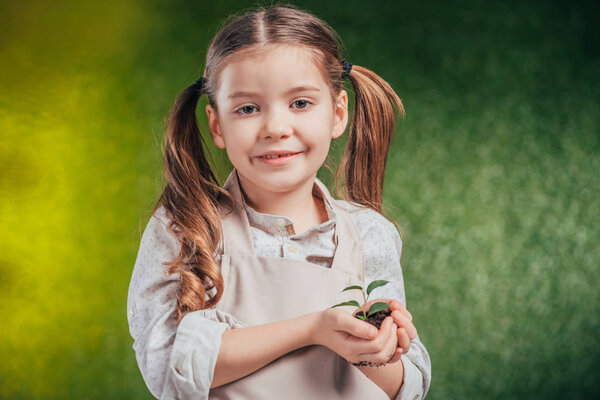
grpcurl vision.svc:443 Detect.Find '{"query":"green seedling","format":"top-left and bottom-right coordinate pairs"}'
top-left (331, 280), bottom-right (391, 321)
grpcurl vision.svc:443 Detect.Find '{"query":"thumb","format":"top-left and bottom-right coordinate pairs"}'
top-left (339, 314), bottom-right (378, 340)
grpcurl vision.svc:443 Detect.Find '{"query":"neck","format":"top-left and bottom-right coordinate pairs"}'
top-left (236, 174), bottom-right (328, 234)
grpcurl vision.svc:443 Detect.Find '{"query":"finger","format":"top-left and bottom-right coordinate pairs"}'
top-left (390, 300), bottom-right (404, 310)
top-left (397, 327), bottom-right (411, 354)
top-left (390, 301), bottom-right (412, 322)
top-left (387, 338), bottom-right (406, 364)
top-left (358, 317), bottom-right (396, 357)
top-left (374, 320), bottom-right (398, 363)
top-left (376, 316), bottom-right (394, 339)
top-left (391, 310), bottom-right (417, 340)
top-left (382, 321), bottom-right (399, 361)
top-left (339, 313), bottom-right (378, 340)
top-left (387, 347), bottom-right (404, 364)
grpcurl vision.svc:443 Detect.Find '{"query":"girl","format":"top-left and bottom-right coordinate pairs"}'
top-left (128, 4), bottom-right (431, 400)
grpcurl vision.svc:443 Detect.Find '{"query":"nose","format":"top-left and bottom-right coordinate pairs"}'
top-left (260, 108), bottom-right (293, 140)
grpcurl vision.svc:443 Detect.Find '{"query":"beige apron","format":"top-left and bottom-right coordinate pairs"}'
top-left (210, 173), bottom-right (389, 399)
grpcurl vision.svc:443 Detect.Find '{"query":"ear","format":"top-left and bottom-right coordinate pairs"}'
top-left (332, 89), bottom-right (349, 139)
top-left (206, 104), bottom-right (226, 149)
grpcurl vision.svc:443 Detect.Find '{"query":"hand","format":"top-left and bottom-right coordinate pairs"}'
top-left (311, 308), bottom-right (397, 365)
top-left (356, 298), bottom-right (418, 359)
top-left (351, 315), bottom-right (399, 366)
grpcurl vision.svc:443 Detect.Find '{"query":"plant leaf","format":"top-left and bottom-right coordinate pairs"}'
top-left (341, 285), bottom-right (363, 293)
top-left (366, 280), bottom-right (390, 296)
top-left (356, 315), bottom-right (367, 321)
top-left (331, 300), bottom-right (360, 308)
top-left (367, 302), bottom-right (390, 317)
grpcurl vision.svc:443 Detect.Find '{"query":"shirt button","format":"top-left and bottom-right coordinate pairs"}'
top-left (276, 218), bottom-right (287, 228)
top-left (287, 244), bottom-right (298, 253)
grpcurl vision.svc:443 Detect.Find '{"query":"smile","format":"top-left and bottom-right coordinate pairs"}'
top-left (259, 153), bottom-right (297, 159)
top-left (255, 151), bottom-right (302, 165)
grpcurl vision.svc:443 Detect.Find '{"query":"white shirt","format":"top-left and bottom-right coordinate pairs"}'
top-left (127, 175), bottom-right (431, 399)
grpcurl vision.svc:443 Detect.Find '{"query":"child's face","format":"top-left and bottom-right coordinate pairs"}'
top-left (206, 45), bottom-right (348, 201)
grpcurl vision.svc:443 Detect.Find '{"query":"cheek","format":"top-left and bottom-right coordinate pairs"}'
top-left (222, 132), bottom-right (254, 159)
top-left (305, 133), bottom-right (332, 162)
top-left (302, 113), bottom-right (335, 147)
top-left (220, 120), bottom-right (250, 146)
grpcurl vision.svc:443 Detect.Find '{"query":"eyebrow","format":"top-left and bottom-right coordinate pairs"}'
top-left (227, 85), bottom-right (321, 100)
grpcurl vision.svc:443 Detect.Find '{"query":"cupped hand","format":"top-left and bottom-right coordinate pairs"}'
top-left (351, 315), bottom-right (400, 366)
top-left (311, 308), bottom-right (399, 365)
top-left (354, 298), bottom-right (417, 357)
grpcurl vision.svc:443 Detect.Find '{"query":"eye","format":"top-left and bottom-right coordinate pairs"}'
top-left (236, 105), bottom-right (259, 115)
top-left (292, 99), bottom-right (312, 109)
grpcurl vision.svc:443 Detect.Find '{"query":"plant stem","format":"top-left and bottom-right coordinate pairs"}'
top-left (361, 290), bottom-right (368, 316)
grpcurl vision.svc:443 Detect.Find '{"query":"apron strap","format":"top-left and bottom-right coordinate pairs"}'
top-left (316, 179), bottom-right (365, 281)
top-left (220, 170), bottom-right (257, 256)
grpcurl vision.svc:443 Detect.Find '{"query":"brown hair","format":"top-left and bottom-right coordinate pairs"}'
top-left (155, 4), bottom-right (404, 322)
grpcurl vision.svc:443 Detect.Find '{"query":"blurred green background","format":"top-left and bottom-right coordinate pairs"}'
top-left (1, 0), bottom-right (598, 398)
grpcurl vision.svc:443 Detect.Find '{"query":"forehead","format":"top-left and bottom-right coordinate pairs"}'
top-left (214, 45), bottom-right (332, 103)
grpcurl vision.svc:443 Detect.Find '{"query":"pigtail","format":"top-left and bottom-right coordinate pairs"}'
top-left (335, 65), bottom-right (405, 213)
top-left (155, 83), bottom-right (233, 322)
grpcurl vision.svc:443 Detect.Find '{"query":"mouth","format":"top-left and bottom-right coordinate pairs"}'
top-left (256, 151), bottom-right (302, 159)
top-left (255, 151), bottom-right (303, 165)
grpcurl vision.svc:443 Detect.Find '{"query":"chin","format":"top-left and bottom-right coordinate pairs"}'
top-left (262, 176), bottom-right (312, 192)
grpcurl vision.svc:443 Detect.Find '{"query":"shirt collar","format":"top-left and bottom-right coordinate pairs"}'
top-left (223, 169), bottom-right (337, 237)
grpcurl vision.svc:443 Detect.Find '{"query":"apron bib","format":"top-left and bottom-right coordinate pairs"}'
top-left (210, 174), bottom-right (388, 399)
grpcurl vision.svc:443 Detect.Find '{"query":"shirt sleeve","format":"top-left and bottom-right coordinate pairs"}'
top-left (127, 207), bottom-right (246, 399)
top-left (355, 208), bottom-right (432, 400)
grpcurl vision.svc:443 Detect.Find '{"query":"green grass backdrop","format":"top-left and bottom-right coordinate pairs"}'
top-left (0, 0), bottom-right (598, 398)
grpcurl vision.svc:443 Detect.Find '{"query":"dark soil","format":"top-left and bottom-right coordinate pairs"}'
top-left (355, 308), bottom-right (392, 330)
top-left (351, 308), bottom-right (393, 368)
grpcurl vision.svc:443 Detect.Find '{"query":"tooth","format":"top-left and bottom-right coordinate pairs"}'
top-left (261, 153), bottom-right (294, 159)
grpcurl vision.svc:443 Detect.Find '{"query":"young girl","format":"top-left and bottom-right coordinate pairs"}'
top-left (127, 5), bottom-right (431, 400)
